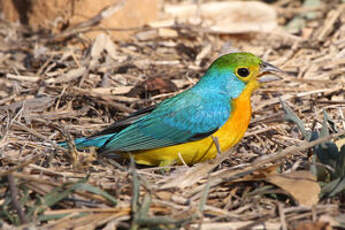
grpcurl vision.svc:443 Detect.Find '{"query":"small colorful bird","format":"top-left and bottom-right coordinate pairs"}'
top-left (60, 52), bottom-right (282, 166)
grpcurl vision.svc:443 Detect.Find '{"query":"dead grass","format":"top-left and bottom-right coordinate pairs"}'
top-left (1, 0), bottom-right (345, 229)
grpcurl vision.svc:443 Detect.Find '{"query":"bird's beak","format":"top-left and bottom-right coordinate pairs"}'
top-left (258, 61), bottom-right (284, 83)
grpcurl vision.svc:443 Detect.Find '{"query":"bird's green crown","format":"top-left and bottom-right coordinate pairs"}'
top-left (210, 52), bottom-right (262, 71)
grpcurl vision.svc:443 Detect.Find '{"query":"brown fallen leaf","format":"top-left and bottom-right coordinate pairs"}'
top-left (231, 168), bottom-right (320, 207)
top-left (265, 170), bottom-right (320, 207)
top-left (127, 77), bottom-right (177, 98)
top-left (242, 165), bottom-right (279, 180)
top-left (295, 221), bottom-right (332, 230)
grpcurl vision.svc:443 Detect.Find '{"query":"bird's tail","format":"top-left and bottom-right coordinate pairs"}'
top-left (58, 134), bottom-right (115, 149)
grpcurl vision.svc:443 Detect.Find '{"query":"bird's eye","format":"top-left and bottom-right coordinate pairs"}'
top-left (237, 68), bottom-right (250, 77)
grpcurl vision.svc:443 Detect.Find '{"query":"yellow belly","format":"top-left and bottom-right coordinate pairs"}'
top-left (130, 91), bottom-right (253, 166)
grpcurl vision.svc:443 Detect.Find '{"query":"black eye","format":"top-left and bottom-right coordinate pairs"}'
top-left (237, 68), bottom-right (250, 77)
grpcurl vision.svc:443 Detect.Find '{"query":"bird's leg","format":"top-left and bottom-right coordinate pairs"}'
top-left (211, 136), bottom-right (222, 157)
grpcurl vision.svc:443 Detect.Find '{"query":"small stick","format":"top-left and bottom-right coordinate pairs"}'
top-left (279, 204), bottom-right (287, 230)
top-left (198, 179), bottom-right (210, 214)
top-left (130, 155), bottom-right (140, 230)
top-left (196, 178), bottom-right (211, 229)
top-left (138, 194), bottom-right (151, 219)
top-left (8, 174), bottom-right (28, 224)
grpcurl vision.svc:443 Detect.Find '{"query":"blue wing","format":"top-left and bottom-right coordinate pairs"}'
top-left (100, 90), bottom-right (231, 153)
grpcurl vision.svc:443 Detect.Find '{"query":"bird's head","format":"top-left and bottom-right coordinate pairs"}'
top-left (198, 52), bottom-right (283, 99)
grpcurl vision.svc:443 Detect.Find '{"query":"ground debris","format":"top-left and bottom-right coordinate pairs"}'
top-left (1, 0), bottom-right (345, 229)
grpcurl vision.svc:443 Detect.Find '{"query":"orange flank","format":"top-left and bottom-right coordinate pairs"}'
top-left (131, 80), bottom-right (260, 166)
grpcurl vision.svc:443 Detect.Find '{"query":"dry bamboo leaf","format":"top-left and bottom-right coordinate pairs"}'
top-left (6, 73), bottom-right (40, 82)
top-left (91, 86), bottom-right (133, 95)
top-left (136, 30), bottom-right (158, 41)
top-left (91, 33), bottom-right (119, 62)
top-left (199, 221), bottom-right (281, 230)
top-left (265, 170), bottom-right (320, 207)
top-left (0, 96), bottom-right (54, 113)
top-left (45, 67), bottom-right (86, 84)
top-left (159, 1), bottom-right (277, 33)
top-left (156, 191), bottom-right (173, 200)
top-left (158, 28), bottom-right (178, 38)
top-left (161, 149), bottom-right (235, 189)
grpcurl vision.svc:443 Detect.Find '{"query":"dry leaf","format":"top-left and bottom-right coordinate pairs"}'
top-left (295, 221), bottom-right (332, 230)
top-left (127, 77), bottom-right (178, 98)
top-left (136, 30), bottom-right (158, 41)
top-left (160, 161), bottom-right (213, 189)
top-left (161, 149), bottom-right (236, 189)
top-left (45, 67), bottom-right (86, 84)
top-left (265, 171), bottom-right (320, 207)
top-left (200, 222), bottom-right (282, 230)
top-left (156, 191), bottom-right (172, 200)
top-left (158, 28), bottom-right (178, 38)
top-left (239, 165), bottom-right (279, 181)
top-left (157, 1), bottom-right (277, 34)
top-left (229, 165), bottom-right (321, 207)
top-left (91, 33), bottom-right (118, 61)
top-left (91, 86), bottom-right (133, 95)
top-left (89, 33), bottom-right (128, 68)
top-left (0, 96), bottom-right (54, 113)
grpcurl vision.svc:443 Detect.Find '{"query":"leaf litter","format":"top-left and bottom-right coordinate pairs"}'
top-left (0, 0), bottom-right (345, 229)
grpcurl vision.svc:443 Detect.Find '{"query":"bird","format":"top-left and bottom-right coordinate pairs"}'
top-left (59, 52), bottom-right (283, 166)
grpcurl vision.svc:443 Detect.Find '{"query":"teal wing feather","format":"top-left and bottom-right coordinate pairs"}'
top-left (100, 90), bottom-right (231, 153)
top-left (59, 134), bottom-right (116, 149)
top-left (58, 106), bottom-right (155, 149)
